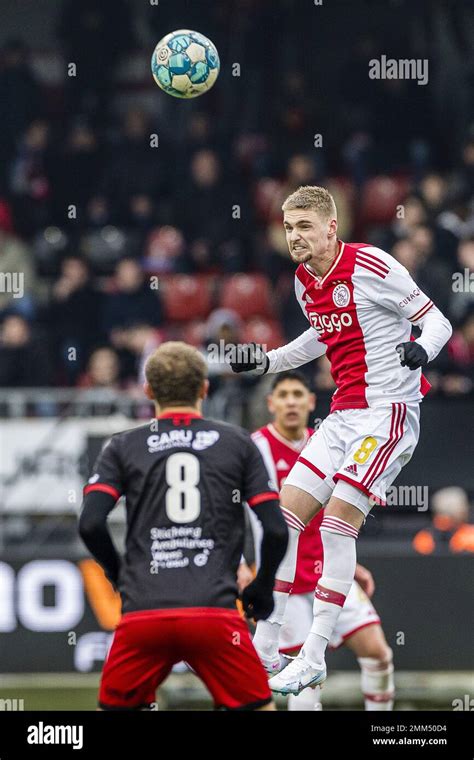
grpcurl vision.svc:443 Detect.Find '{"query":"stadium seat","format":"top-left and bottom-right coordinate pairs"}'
top-left (242, 317), bottom-right (284, 350)
top-left (360, 175), bottom-right (410, 225)
top-left (161, 275), bottom-right (214, 322)
top-left (219, 274), bottom-right (275, 319)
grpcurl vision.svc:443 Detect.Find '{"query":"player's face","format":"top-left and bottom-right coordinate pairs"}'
top-left (268, 380), bottom-right (316, 432)
top-left (283, 209), bottom-right (335, 264)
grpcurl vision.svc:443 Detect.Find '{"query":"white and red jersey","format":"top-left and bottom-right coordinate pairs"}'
top-left (266, 241), bottom-right (452, 412)
top-left (252, 424), bottom-right (323, 594)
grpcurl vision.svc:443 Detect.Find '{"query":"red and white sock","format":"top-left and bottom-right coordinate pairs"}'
top-left (253, 507), bottom-right (304, 656)
top-left (358, 651), bottom-right (395, 711)
top-left (303, 515), bottom-right (358, 666)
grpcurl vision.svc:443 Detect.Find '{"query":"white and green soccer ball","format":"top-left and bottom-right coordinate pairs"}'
top-left (151, 29), bottom-right (220, 99)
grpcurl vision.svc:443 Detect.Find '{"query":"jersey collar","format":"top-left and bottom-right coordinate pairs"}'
top-left (303, 240), bottom-right (345, 286)
top-left (157, 412), bottom-right (203, 424)
top-left (267, 424), bottom-right (310, 453)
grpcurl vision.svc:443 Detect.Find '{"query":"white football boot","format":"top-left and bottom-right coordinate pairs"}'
top-left (268, 650), bottom-right (327, 695)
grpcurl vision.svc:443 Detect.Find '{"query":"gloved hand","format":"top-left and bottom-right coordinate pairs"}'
top-left (395, 341), bottom-right (428, 370)
top-left (242, 578), bottom-right (274, 621)
top-left (229, 342), bottom-right (269, 374)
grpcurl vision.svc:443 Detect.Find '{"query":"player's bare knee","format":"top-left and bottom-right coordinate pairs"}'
top-left (280, 484), bottom-right (322, 524)
top-left (325, 495), bottom-right (366, 530)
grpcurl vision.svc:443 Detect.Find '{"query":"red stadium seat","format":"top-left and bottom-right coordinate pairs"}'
top-left (219, 274), bottom-right (275, 319)
top-left (242, 317), bottom-right (284, 351)
top-left (161, 275), bottom-right (214, 322)
top-left (360, 175), bottom-right (410, 225)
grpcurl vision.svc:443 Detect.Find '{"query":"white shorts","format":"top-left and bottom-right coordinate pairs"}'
top-left (279, 582), bottom-right (381, 652)
top-left (285, 403), bottom-right (420, 516)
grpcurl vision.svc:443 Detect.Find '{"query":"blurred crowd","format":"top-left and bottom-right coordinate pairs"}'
top-left (0, 0), bottom-right (473, 415)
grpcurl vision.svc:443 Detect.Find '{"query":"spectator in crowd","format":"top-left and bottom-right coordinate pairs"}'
top-left (0, 38), bottom-right (42, 194)
top-left (77, 346), bottom-right (121, 389)
top-left (0, 229), bottom-right (36, 319)
top-left (445, 307), bottom-right (474, 394)
top-left (52, 120), bottom-right (103, 223)
top-left (381, 195), bottom-right (427, 251)
top-left (45, 255), bottom-right (102, 382)
top-left (9, 120), bottom-right (53, 235)
top-left (179, 149), bottom-right (248, 272)
top-left (391, 229), bottom-right (451, 315)
top-left (437, 190), bottom-right (474, 241)
top-left (0, 314), bottom-right (52, 387)
top-left (201, 308), bottom-right (250, 424)
top-left (83, 195), bottom-right (113, 230)
top-left (413, 487), bottom-right (474, 555)
top-left (142, 225), bottom-right (187, 275)
top-left (101, 256), bottom-right (163, 340)
top-left (56, 0), bottom-right (133, 122)
top-left (449, 238), bottom-right (474, 320)
top-left (102, 109), bottom-right (165, 215)
top-left (451, 136), bottom-right (474, 202)
top-left (417, 173), bottom-right (448, 220)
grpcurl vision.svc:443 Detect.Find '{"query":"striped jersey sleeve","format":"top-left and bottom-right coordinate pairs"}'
top-left (356, 246), bottom-right (434, 323)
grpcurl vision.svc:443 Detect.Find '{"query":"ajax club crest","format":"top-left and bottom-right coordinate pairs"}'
top-left (332, 283), bottom-right (350, 308)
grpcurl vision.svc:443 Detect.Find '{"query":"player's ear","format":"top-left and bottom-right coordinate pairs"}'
top-left (328, 217), bottom-right (337, 237)
top-left (200, 378), bottom-right (210, 400)
top-left (308, 392), bottom-right (317, 412)
top-left (267, 393), bottom-right (275, 414)
top-left (143, 381), bottom-right (155, 400)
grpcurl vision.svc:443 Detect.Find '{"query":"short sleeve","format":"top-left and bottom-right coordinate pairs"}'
top-left (83, 435), bottom-right (123, 501)
top-left (241, 435), bottom-right (279, 509)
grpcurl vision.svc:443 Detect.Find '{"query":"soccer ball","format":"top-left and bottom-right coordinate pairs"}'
top-left (151, 29), bottom-right (220, 99)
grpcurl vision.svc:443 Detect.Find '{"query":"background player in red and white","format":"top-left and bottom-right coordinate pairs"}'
top-left (231, 185), bottom-right (452, 695)
top-left (79, 342), bottom-right (288, 710)
top-left (249, 371), bottom-right (394, 710)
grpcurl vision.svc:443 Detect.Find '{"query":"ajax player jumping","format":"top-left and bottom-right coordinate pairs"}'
top-left (231, 185), bottom-right (452, 695)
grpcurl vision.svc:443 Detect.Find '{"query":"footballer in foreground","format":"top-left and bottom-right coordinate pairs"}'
top-left (231, 185), bottom-right (452, 696)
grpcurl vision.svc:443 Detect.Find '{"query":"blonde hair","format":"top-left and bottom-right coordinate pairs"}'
top-left (282, 185), bottom-right (337, 220)
top-left (145, 341), bottom-right (207, 406)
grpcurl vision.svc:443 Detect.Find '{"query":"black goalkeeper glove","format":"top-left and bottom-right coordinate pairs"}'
top-left (229, 342), bottom-right (269, 374)
top-left (395, 342), bottom-right (428, 370)
top-left (241, 578), bottom-right (274, 621)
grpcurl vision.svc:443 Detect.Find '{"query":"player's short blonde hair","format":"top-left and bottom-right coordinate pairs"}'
top-left (145, 341), bottom-right (207, 407)
top-left (282, 185), bottom-right (337, 220)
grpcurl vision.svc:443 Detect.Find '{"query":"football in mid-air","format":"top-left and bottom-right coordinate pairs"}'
top-left (151, 29), bottom-right (220, 99)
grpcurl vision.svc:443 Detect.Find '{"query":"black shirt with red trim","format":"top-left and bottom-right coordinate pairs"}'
top-left (83, 413), bottom-right (278, 612)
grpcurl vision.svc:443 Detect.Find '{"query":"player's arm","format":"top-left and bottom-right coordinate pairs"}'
top-left (367, 249), bottom-right (452, 370)
top-left (240, 437), bottom-right (288, 620)
top-left (229, 328), bottom-right (327, 375)
top-left (230, 272), bottom-right (326, 375)
top-left (78, 436), bottom-right (123, 588)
